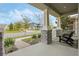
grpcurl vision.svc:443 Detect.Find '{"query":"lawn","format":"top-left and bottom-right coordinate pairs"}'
top-left (4, 30), bottom-right (41, 34)
top-left (14, 30), bottom-right (41, 39)
top-left (4, 30), bottom-right (20, 33)
top-left (22, 38), bottom-right (33, 43)
top-left (22, 38), bottom-right (40, 45)
top-left (22, 34), bottom-right (41, 45)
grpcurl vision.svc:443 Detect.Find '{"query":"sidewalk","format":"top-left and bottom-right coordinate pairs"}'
top-left (15, 36), bottom-right (32, 49)
top-left (15, 40), bottom-right (30, 49)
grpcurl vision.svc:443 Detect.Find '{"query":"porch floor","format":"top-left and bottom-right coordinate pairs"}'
top-left (7, 41), bottom-right (78, 56)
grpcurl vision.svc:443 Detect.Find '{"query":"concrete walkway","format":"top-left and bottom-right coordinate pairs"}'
top-left (15, 36), bottom-right (32, 49)
top-left (16, 36), bottom-right (32, 41)
top-left (7, 42), bottom-right (78, 56)
top-left (15, 40), bottom-right (30, 49)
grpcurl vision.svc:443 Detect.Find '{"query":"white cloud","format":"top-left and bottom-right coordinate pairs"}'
top-left (9, 9), bottom-right (23, 22)
top-left (22, 9), bottom-right (34, 16)
top-left (8, 9), bottom-right (36, 23)
top-left (0, 8), bottom-right (43, 24)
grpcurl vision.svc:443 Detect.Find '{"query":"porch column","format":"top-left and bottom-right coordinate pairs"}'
top-left (77, 4), bottom-right (79, 56)
top-left (41, 8), bottom-right (52, 44)
top-left (78, 4), bottom-right (79, 39)
top-left (74, 18), bottom-right (78, 37)
top-left (57, 17), bottom-right (61, 29)
top-left (56, 17), bottom-right (62, 42)
top-left (0, 27), bottom-right (4, 56)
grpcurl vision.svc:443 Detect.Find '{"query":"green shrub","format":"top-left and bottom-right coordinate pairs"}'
top-left (4, 38), bottom-right (15, 47)
top-left (38, 34), bottom-right (41, 38)
top-left (32, 34), bottom-right (37, 39)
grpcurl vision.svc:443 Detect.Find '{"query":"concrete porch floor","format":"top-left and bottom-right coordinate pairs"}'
top-left (7, 41), bottom-right (78, 56)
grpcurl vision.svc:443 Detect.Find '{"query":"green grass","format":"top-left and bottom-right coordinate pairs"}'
top-left (4, 30), bottom-right (41, 40)
top-left (22, 34), bottom-right (41, 45)
top-left (4, 30), bottom-right (41, 34)
top-left (14, 31), bottom-right (40, 39)
top-left (23, 38), bottom-right (33, 42)
top-left (22, 37), bottom-right (40, 45)
top-left (4, 30), bottom-right (20, 33)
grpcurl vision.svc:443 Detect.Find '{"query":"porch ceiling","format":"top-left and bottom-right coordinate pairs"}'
top-left (45, 3), bottom-right (78, 16)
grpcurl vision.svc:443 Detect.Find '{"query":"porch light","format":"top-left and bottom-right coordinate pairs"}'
top-left (64, 6), bottom-right (66, 9)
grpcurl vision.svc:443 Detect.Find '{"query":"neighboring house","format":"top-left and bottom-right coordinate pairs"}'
top-left (0, 24), bottom-right (8, 32)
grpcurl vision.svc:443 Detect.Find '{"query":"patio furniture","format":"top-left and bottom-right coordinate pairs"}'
top-left (61, 31), bottom-right (75, 46)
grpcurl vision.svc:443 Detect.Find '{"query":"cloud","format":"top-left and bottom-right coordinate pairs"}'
top-left (0, 7), bottom-right (43, 24)
top-left (22, 9), bottom-right (34, 16)
top-left (8, 9), bottom-right (37, 23)
top-left (9, 9), bottom-right (23, 22)
top-left (21, 9), bottom-right (35, 20)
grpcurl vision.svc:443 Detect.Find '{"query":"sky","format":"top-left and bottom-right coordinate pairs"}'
top-left (0, 3), bottom-right (57, 26)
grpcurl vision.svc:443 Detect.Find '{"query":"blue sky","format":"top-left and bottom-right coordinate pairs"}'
top-left (0, 3), bottom-right (57, 26)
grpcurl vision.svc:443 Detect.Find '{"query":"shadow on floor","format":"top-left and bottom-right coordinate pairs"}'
top-left (52, 39), bottom-right (78, 49)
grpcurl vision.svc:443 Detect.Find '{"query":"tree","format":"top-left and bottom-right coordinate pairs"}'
top-left (61, 16), bottom-right (71, 30)
top-left (21, 15), bottom-right (30, 29)
top-left (14, 22), bottom-right (22, 31)
top-left (8, 23), bottom-right (14, 31)
top-left (36, 24), bottom-right (40, 30)
top-left (61, 16), bottom-right (69, 30)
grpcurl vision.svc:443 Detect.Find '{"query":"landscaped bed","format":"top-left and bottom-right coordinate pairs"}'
top-left (4, 38), bottom-right (17, 54)
top-left (4, 33), bottom-right (41, 54)
top-left (22, 34), bottom-right (41, 45)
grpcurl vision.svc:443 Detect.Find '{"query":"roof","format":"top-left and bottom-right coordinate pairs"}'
top-left (45, 3), bottom-right (78, 16)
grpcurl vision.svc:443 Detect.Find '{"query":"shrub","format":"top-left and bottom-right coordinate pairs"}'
top-left (38, 34), bottom-right (41, 38)
top-left (4, 38), bottom-right (15, 47)
top-left (32, 34), bottom-right (37, 39)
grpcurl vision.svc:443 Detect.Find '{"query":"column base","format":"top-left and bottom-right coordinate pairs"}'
top-left (41, 30), bottom-right (52, 44)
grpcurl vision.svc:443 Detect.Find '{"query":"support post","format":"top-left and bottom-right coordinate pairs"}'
top-left (41, 8), bottom-right (52, 44)
top-left (57, 17), bottom-right (61, 29)
top-left (74, 18), bottom-right (78, 37)
top-left (77, 15), bottom-right (79, 52)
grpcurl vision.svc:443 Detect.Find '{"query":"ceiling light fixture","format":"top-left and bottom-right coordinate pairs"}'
top-left (64, 6), bottom-right (66, 8)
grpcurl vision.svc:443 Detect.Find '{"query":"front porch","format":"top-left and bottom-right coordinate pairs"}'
top-left (7, 29), bottom-right (78, 56)
top-left (7, 41), bottom-right (77, 56)
top-left (3, 3), bottom-right (78, 56)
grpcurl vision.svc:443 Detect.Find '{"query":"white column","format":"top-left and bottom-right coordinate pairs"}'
top-left (78, 20), bottom-right (79, 36)
top-left (78, 4), bottom-right (79, 39)
top-left (74, 18), bottom-right (78, 37)
top-left (78, 4), bottom-right (79, 56)
top-left (42, 9), bottom-right (49, 30)
top-left (41, 8), bottom-right (52, 44)
top-left (57, 17), bottom-right (61, 29)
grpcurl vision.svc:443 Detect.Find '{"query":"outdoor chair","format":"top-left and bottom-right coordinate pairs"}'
top-left (60, 31), bottom-right (75, 46)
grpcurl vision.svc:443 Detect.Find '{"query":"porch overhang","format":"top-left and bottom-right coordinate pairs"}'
top-left (31, 3), bottom-right (60, 17)
top-left (31, 3), bottom-right (78, 17)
